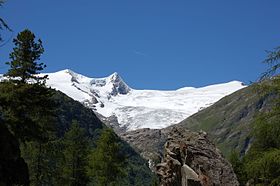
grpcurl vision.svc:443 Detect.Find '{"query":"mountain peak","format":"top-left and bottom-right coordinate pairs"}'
top-left (58, 69), bottom-right (75, 74)
top-left (108, 72), bottom-right (120, 82)
top-left (106, 72), bottom-right (131, 95)
top-left (56, 69), bottom-right (79, 79)
top-left (29, 69), bottom-right (246, 131)
top-left (110, 72), bottom-right (119, 77)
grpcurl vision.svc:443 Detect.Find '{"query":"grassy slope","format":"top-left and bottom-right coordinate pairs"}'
top-left (178, 84), bottom-right (274, 157)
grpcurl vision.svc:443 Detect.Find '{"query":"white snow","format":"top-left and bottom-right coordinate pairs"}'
top-left (42, 69), bottom-right (246, 131)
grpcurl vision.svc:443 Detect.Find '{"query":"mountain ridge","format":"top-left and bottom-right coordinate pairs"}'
top-left (0, 69), bottom-right (246, 131)
top-left (44, 69), bottom-right (245, 91)
top-left (42, 69), bottom-right (246, 131)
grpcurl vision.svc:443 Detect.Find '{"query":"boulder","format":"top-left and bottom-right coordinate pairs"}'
top-left (156, 126), bottom-right (239, 186)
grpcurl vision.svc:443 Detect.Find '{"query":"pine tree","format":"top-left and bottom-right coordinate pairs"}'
top-left (5, 29), bottom-right (47, 83)
top-left (21, 139), bottom-right (63, 186)
top-left (0, 81), bottom-right (56, 142)
top-left (0, 29), bottom-right (55, 142)
top-left (2, 79), bottom-right (57, 186)
top-left (88, 128), bottom-right (126, 186)
top-left (61, 120), bottom-right (90, 186)
top-left (260, 46), bottom-right (280, 80)
top-left (0, 29), bottom-right (57, 185)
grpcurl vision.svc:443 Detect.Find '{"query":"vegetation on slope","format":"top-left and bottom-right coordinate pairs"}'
top-left (230, 46), bottom-right (280, 186)
top-left (178, 45), bottom-right (280, 185)
top-left (0, 29), bottom-right (155, 185)
top-left (178, 83), bottom-right (275, 157)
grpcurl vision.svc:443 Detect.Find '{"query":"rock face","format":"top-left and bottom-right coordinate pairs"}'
top-left (156, 126), bottom-right (239, 186)
top-left (121, 128), bottom-right (169, 170)
top-left (0, 123), bottom-right (29, 185)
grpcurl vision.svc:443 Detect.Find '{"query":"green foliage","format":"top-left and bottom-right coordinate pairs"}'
top-left (0, 82), bottom-right (56, 143)
top-left (124, 158), bottom-right (157, 186)
top-left (61, 121), bottom-right (90, 186)
top-left (150, 175), bottom-right (160, 186)
top-left (5, 29), bottom-right (47, 83)
top-left (0, 29), bottom-right (154, 184)
top-left (231, 46), bottom-right (280, 186)
top-left (51, 92), bottom-right (155, 185)
top-left (0, 29), bottom-right (58, 185)
top-left (21, 139), bottom-right (63, 186)
top-left (261, 46), bottom-right (280, 80)
top-left (229, 151), bottom-right (247, 185)
top-left (0, 30), bottom-right (56, 143)
top-left (88, 128), bottom-right (126, 186)
top-left (252, 110), bottom-right (280, 151)
top-left (244, 149), bottom-right (280, 185)
top-left (179, 84), bottom-right (263, 158)
top-left (50, 91), bottom-right (104, 138)
top-left (242, 85), bottom-right (280, 185)
top-left (0, 85), bottom-right (154, 185)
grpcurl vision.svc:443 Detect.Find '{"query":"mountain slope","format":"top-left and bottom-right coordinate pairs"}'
top-left (121, 83), bottom-right (275, 168)
top-left (43, 69), bottom-right (246, 131)
top-left (51, 90), bottom-right (155, 185)
top-left (0, 82), bottom-right (155, 186)
top-left (178, 83), bottom-right (275, 157)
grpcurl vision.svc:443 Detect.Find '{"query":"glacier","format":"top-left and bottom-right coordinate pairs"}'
top-left (42, 69), bottom-right (246, 131)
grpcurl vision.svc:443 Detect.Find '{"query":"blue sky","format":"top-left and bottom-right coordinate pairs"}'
top-left (0, 0), bottom-right (279, 89)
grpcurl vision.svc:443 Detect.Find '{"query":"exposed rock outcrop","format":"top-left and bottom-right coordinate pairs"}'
top-left (120, 128), bottom-right (169, 170)
top-left (156, 126), bottom-right (239, 186)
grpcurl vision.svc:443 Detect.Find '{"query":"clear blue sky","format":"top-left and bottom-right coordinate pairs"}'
top-left (0, 0), bottom-right (279, 89)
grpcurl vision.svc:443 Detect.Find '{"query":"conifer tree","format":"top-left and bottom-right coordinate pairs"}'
top-left (0, 29), bottom-right (55, 142)
top-left (61, 121), bottom-right (90, 186)
top-left (5, 29), bottom-right (47, 83)
top-left (21, 139), bottom-right (63, 186)
top-left (261, 46), bottom-right (280, 80)
top-left (0, 75), bottom-right (55, 142)
top-left (88, 128), bottom-right (126, 186)
top-left (0, 29), bottom-right (57, 185)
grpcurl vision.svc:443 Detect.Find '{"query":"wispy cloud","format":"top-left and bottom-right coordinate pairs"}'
top-left (133, 50), bottom-right (148, 57)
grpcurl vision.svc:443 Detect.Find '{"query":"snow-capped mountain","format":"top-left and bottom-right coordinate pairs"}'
top-left (44, 69), bottom-right (245, 131)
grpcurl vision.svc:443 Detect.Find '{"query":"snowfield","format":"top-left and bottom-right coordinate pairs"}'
top-left (43, 69), bottom-right (246, 131)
